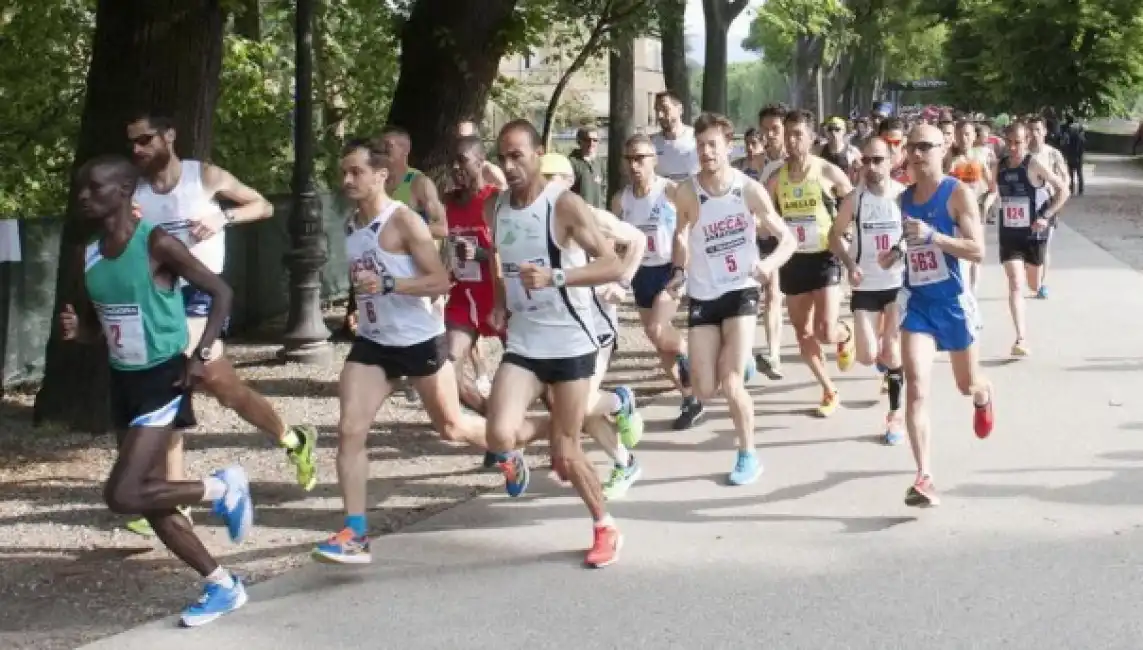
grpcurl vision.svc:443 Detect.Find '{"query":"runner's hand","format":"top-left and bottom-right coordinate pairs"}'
top-left (189, 206), bottom-right (226, 242)
top-left (518, 262), bottom-right (552, 290)
top-left (750, 260), bottom-right (773, 284)
top-left (877, 248), bottom-right (901, 270)
top-left (848, 265), bottom-right (863, 287)
top-left (487, 306), bottom-right (507, 332)
top-left (664, 266), bottom-right (686, 298)
top-left (597, 282), bottom-right (626, 305)
top-left (352, 270), bottom-right (382, 295)
top-left (59, 304), bottom-right (78, 340)
top-left (903, 217), bottom-right (934, 246)
top-left (454, 238), bottom-right (475, 261)
top-left (178, 356), bottom-right (207, 389)
top-left (1032, 217), bottom-right (1049, 233)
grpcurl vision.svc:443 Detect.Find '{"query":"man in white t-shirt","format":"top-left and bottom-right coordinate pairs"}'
top-left (650, 91), bottom-right (699, 182)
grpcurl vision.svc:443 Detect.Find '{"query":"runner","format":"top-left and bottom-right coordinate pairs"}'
top-left (946, 118), bottom-right (997, 299)
top-left (752, 103), bottom-right (790, 379)
top-left (456, 118), bottom-right (508, 190)
top-left (313, 138), bottom-right (541, 565)
top-left (443, 136), bottom-right (501, 416)
top-left (379, 125), bottom-right (448, 236)
top-left (650, 91), bottom-right (699, 181)
top-left (768, 109), bottom-right (857, 418)
top-left (816, 116), bottom-right (861, 182)
top-left (668, 112), bottom-right (796, 485)
top-left (1027, 115), bottom-right (1069, 298)
top-left (886, 123), bottom-right (994, 507)
top-left (614, 133), bottom-right (704, 430)
top-left (828, 137), bottom-right (905, 445)
top-left (731, 128), bottom-right (766, 179)
top-left (63, 155), bottom-right (253, 626)
top-left (992, 122), bottom-right (1070, 357)
top-left (541, 152), bottom-right (646, 500)
top-left (879, 117), bottom-right (910, 185)
top-left (126, 111), bottom-right (316, 537)
top-left (483, 120), bottom-right (626, 568)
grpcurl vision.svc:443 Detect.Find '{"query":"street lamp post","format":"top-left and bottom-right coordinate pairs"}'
top-left (279, 0), bottom-right (332, 363)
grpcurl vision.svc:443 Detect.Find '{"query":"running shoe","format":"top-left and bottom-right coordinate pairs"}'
top-left (312, 527), bottom-right (372, 564)
top-left (816, 391), bottom-right (840, 418)
top-left (585, 523), bottom-right (623, 568)
top-left (211, 466), bottom-right (253, 544)
top-left (744, 356), bottom-right (757, 382)
top-left (905, 475), bottom-right (940, 507)
top-left (498, 450), bottom-right (530, 497)
top-left (756, 352), bottom-right (783, 380)
top-left (1036, 285), bottom-right (1049, 299)
top-left (884, 412), bottom-right (904, 446)
top-left (179, 575), bottom-right (248, 627)
top-left (286, 424), bottom-right (318, 491)
top-left (836, 323), bottom-right (856, 371)
top-left (602, 458), bottom-right (642, 500)
top-left (611, 386), bottom-right (643, 448)
top-left (126, 505), bottom-right (192, 537)
top-left (973, 389), bottom-right (994, 439)
top-left (728, 450), bottom-right (763, 486)
top-left (672, 397), bottom-right (704, 430)
top-left (1011, 340), bottom-right (1029, 357)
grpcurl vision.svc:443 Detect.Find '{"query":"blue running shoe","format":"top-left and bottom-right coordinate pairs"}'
top-left (875, 362), bottom-right (887, 374)
top-left (744, 356), bottom-right (757, 383)
top-left (179, 576), bottom-right (248, 627)
top-left (612, 385), bottom-right (635, 417)
top-left (211, 466), bottom-right (253, 544)
top-left (884, 413), bottom-right (904, 446)
top-left (1036, 285), bottom-right (1048, 299)
top-left (498, 451), bottom-right (530, 497)
top-left (728, 450), bottom-right (763, 486)
top-left (313, 527), bottom-right (372, 565)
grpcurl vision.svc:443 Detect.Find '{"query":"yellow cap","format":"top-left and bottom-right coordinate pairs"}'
top-left (826, 116), bottom-right (847, 129)
top-left (540, 153), bottom-right (574, 177)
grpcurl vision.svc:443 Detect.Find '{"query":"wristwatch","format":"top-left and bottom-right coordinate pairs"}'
top-left (197, 346), bottom-right (215, 362)
top-left (552, 268), bottom-right (567, 288)
top-left (223, 208), bottom-right (237, 225)
top-left (381, 274), bottom-right (397, 294)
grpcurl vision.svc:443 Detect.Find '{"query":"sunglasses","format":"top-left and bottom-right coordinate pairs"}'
top-left (623, 154), bottom-right (653, 162)
top-left (883, 137), bottom-right (903, 147)
top-left (129, 132), bottom-right (159, 147)
top-left (583, 137), bottom-right (600, 143)
top-left (826, 125), bottom-right (844, 132)
top-left (906, 141), bottom-right (941, 153)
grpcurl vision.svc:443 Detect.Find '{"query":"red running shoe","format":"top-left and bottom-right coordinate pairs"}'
top-left (973, 389), bottom-right (994, 439)
top-left (585, 523), bottom-right (623, 568)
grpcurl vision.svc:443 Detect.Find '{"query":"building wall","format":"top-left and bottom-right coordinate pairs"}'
top-left (496, 36), bottom-right (666, 134)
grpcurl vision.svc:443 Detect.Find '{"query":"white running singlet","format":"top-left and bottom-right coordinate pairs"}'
top-left (134, 160), bottom-right (226, 275)
top-left (760, 156), bottom-right (786, 184)
top-left (851, 181), bottom-right (905, 292)
top-left (620, 177), bottom-right (675, 267)
top-left (495, 182), bottom-right (597, 359)
top-left (345, 201), bottom-right (445, 348)
top-left (686, 169), bottom-right (760, 301)
top-left (651, 127), bottom-right (699, 181)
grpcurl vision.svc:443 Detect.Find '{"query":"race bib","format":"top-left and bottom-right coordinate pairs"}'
top-left (502, 257), bottom-right (557, 314)
top-left (708, 244), bottom-right (750, 287)
top-left (789, 217), bottom-right (821, 252)
top-left (906, 245), bottom-right (949, 286)
top-left (638, 224), bottom-right (661, 260)
top-left (1001, 199), bottom-right (1031, 228)
top-left (95, 303), bottom-right (147, 366)
top-left (452, 236), bottom-right (482, 283)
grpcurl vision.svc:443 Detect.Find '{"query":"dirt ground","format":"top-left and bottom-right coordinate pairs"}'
top-left (0, 310), bottom-right (673, 650)
top-left (2, 153), bottom-right (1140, 649)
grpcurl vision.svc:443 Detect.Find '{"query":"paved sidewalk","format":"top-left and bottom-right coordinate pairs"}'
top-left (83, 212), bottom-right (1143, 649)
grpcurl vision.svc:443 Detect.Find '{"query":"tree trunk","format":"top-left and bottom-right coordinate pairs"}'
top-left (607, 34), bottom-right (635, 202)
top-left (387, 0), bottom-right (519, 185)
top-left (700, 0), bottom-right (748, 115)
top-left (234, 0), bottom-right (260, 40)
top-left (33, 0), bottom-right (225, 432)
top-left (541, 23), bottom-right (607, 149)
top-left (657, 0), bottom-right (691, 121)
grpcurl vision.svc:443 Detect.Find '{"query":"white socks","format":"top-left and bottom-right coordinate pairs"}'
top-left (202, 477), bottom-right (226, 502)
top-left (205, 566), bottom-right (236, 588)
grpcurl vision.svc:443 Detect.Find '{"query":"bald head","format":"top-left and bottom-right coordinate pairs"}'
top-left (76, 154), bottom-right (139, 220)
top-left (909, 123), bottom-right (943, 144)
top-left (906, 124), bottom-right (945, 181)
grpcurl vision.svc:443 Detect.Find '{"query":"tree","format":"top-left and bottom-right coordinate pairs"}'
top-left (607, 32), bottom-right (635, 200)
top-left (945, 0), bottom-right (1143, 116)
top-left (533, 0), bottom-right (656, 147)
top-left (386, 0), bottom-right (523, 183)
top-left (34, 0), bottom-right (226, 431)
top-left (690, 60), bottom-right (787, 128)
top-left (699, 0), bottom-right (750, 114)
top-left (657, 0), bottom-right (692, 122)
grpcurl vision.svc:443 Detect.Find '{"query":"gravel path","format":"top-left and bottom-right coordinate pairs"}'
top-left (1059, 154), bottom-right (1143, 272)
top-left (0, 311), bottom-right (673, 650)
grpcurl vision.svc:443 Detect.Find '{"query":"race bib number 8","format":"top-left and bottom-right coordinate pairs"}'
top-left (906, 245), bottom-right (949, 286)
top-left (789, 217), bottom-right (821, 252)
top-left (95, 303), bottom-right (147, 366)
top-left (1001, 199), bottom-right (1030, 228)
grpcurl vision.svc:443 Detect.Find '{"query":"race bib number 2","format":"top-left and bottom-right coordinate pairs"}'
top-left (95, 303), bottom-right (147, 366)
top-left (1001, 200), bottom-right (1030, 228)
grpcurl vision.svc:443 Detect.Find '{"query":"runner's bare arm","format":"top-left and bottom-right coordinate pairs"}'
top-left (201, 163), bottom-right (273, 223)
top-left (829, 191), bottom-right (858, 272)
top-left (556, 191), bottom-right (623, 287)
top-left (670, 180), bottom-right (698, 270)
top-left (64, 247), bottom-right (102, 344)
top-left (663, 179), bottom-right (679, 204)
top-left (744, 179), bottom-right (795, 274)
top-left (1031, 158), bottom-right (1070, 220)
top-left (483, 191), bottom-right (506, 312)
top-left (482, 161), bottom-right (507, 191)
top-left (148, 227), bottom-right (232, 355)
top-left (822, 161), bottom-right (855, 199)
top-left (393, 206), bottom-right (451, 297)
top-left (591, 207), bottom-right (645, 284)
top-left (935, 182), bottom-right (984, 263)
top-left (412, 174), bottom-right (449, 239)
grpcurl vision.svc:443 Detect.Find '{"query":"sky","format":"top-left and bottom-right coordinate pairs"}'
top-left (684, 0), bottom-right (765, 65)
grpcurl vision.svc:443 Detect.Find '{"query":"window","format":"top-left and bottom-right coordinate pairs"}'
top-left (644, 40), bottom-right (661, 72)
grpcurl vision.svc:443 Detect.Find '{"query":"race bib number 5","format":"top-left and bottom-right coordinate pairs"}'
top-left (711, 248), bottom-right (748, 286)
top-left (1001, 199), bottom-right (1030, 228)
top-left (906, 245), bottom-right (949, 286)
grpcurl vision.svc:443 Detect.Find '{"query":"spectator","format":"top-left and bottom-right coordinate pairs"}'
top-left (568, 125), bottom-right (604, 208)
top-left (1059, 114), bottom-right (1086, 195)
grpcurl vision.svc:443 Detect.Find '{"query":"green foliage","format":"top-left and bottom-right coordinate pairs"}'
top-left (691, 60), bottom-right (788, 129)
top-left (0, 1), bottom-right (92, 218)
top-left (743, 0), bottom-right (850, 73)
top-left (945, 0), bottom-right (1143, 116)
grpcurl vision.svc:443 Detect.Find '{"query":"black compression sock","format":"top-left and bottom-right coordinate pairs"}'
top-left (887, 367), bottom-right (904, 412)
